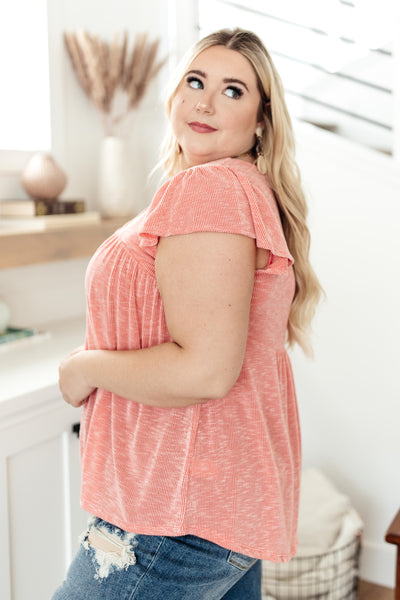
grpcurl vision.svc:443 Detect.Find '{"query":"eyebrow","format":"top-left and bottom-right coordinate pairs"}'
top-left (185, 69), bottom-right (249, 92)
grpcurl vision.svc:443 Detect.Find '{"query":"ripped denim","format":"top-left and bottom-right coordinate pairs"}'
top-left (79, 516), bottom-right (137, 580)
top-left (50, 516), bottom-right (262, 600)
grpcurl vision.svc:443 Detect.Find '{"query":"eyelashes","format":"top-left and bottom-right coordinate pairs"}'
top-left (185, 76), bottom-right (244, 99)
top-left (186, 76), bottom-right (203, 89)
top-left (225, 86), bottom-right (243, 99)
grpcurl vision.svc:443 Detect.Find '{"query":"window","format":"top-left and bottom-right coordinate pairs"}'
top-left (0, 0), bottom-right (51, 167)
top-left (198, 0), bottom-right (398, 155)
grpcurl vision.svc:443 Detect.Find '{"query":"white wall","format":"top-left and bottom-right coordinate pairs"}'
top-left (291, 120), bottom-right (400, 587)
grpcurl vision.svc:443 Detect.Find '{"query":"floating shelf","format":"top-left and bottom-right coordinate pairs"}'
top-left (0, 218), bottom-right (127, 269)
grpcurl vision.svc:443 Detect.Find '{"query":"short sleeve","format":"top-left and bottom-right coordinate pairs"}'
top-left (138, 162), bottom-right (293, 274)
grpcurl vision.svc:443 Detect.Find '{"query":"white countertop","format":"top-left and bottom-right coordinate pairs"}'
top-left (0, 317), bottom-right (86, 417)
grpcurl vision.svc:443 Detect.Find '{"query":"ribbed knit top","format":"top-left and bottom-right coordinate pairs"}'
top-left (80, 157), bottom-right (301, 561)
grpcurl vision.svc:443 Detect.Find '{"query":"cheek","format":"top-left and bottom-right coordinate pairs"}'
top-left (171, 94), bottom-right (188, 122)
top-left (223, 104), bottom-right (258, 133)
top-left (225, 115), bottom-right (256, 146)
top-left (241, 105), bottom-right (259, 130)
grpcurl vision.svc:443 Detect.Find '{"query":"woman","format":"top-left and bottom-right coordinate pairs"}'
top-left (53, 28), bottom-right (322, 600)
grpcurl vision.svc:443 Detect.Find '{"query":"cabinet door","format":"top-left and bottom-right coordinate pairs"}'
top-left (0, 399), bottom-right (88, 600)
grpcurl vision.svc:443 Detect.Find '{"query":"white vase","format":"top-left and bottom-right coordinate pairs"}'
top-left (98, 137), bottom-right (135, 218)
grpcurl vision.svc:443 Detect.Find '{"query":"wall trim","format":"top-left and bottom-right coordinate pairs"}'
top-left (360, 540), bottom-right (396, 588)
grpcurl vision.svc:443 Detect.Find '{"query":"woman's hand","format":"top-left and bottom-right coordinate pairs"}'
top-left (58, 348), bottom-right (96, 408)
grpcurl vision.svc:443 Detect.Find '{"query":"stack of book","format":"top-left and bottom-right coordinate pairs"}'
top-left (0, 198), bottom-right (100, 230)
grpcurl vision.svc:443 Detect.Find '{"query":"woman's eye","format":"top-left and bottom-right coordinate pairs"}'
top-left (225, 86), bottom-right (243, 99)
top-left (186, 77), bottom-right (203, 90)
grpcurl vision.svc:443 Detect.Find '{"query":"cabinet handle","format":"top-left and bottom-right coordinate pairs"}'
top-left (72, 422), bottom-right (80, 438)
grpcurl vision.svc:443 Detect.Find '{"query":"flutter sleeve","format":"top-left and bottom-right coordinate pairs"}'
top-left (138, 162), bottom-right (293, 274)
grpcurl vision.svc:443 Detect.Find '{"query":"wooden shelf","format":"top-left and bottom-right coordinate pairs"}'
top-left (0, 218), bottom-right (128, 269)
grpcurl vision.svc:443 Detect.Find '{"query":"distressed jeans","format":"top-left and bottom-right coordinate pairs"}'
top-left (51, 516), bottom-right (262, 600)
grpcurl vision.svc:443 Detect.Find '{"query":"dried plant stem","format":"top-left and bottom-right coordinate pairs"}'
top-left (64, 29), bottom-right (166, 136)
top-left (64, 32), bottom-right (92, 98)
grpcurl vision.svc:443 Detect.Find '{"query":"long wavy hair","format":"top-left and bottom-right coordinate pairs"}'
top-left (160, 28), bottom-right (323, 355)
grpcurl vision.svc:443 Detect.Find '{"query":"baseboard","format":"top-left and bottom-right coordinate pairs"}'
top-left (360, 540), bottom-right (397, 588)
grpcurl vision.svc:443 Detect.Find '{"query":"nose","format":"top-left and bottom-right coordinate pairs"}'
top-left (195, 91), bottom-right (214, 114)
top-left (195, 101), bottom-right (212, 114)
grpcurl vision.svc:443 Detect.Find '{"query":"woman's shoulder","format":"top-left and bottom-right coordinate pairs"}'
top-left (180, 157), bottom-right (261, 179)
top-left (161, 158), bottom-right (267, 196)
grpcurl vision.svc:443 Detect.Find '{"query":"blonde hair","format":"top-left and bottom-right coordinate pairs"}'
top-left (161, 28), bottom-right (323, 355)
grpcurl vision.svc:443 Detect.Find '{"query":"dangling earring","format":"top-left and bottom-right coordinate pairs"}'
top-left (255, 126), bottom-right (267, 174)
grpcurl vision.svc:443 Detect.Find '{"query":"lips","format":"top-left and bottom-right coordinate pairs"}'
top-left (188, 121), bottom-right (217, 133)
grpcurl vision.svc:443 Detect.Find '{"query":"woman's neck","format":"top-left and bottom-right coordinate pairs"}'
top-left (234, 151), bottom-right (256, 165)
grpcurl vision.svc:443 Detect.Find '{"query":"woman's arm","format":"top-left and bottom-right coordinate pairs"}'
top-left (58, 232), bottom-right (256, 408)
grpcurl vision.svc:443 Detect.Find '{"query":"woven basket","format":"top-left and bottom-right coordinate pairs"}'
top-left (262, 534), bottom-right (361, 600)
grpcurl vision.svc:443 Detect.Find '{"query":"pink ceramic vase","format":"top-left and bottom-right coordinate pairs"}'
top-left (21, 153), bottom-right (67, 200)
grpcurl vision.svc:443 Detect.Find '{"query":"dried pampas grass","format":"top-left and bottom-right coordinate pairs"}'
top-left (64, 30), bottom-right (167, 136)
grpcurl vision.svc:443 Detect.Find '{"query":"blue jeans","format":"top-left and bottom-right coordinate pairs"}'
top-left (51, 517), bottom-right (262, 600)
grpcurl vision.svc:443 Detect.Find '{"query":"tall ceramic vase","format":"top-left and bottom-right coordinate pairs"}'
top-left (98, 136), bottom-right (135, 218)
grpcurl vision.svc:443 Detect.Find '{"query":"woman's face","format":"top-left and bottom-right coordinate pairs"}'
top-left (170, 45), bottom-right (262, 169)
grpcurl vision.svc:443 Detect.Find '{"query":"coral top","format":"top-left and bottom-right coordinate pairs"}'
top-left (80, 157), bottom-right (301, 562)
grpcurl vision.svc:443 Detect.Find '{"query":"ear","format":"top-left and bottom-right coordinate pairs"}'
top-left (256, 125), bottom-right (264, 137)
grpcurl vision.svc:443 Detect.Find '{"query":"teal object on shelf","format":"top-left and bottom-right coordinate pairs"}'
top-left (0, 327), bottom-right (36, 344)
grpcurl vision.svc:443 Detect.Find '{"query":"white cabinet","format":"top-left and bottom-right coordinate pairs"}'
top-left (0, 387), bottom-right (89, 600)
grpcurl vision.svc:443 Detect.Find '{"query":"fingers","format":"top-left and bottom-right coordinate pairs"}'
top-left (58, 349), bottom-right (95, 408)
